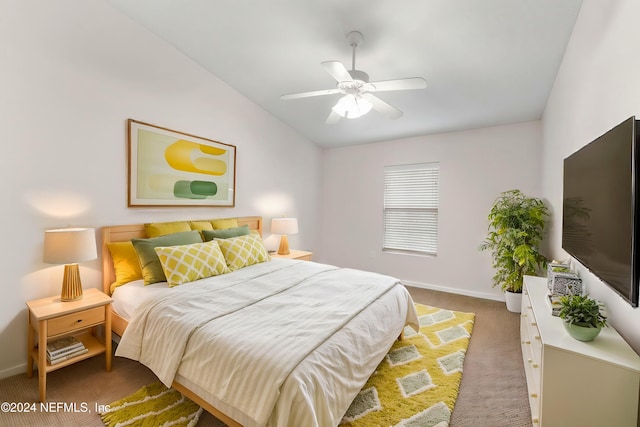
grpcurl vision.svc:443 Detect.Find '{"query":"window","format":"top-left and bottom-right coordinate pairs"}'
top-left (383, 162), bottom-right (439, 255)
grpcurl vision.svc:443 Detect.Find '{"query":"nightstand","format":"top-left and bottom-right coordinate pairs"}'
top-left (26, 288), bottom-right (112, 402)
top-left (271, 249), bottom-right (313, 261)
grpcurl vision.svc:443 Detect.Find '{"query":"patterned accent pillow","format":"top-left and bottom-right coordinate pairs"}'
top-left (154, 241), bottom-right (230, 287)
top-left (216, 232), bottom-right (270, 271)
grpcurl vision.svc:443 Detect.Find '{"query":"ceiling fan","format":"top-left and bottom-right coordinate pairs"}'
top-left (281, 31), bottom-right (427, 124)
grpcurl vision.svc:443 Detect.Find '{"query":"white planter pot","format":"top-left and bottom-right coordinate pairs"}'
top-left (505, 291), bottom-right (522, 313)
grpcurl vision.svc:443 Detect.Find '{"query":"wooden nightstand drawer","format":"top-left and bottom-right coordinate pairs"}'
top-left (47, 306), bottom-right (105, 337)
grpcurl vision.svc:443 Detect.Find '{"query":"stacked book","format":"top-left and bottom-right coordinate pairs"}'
top-left (546, 294), bottom-right (563, 317)
top-left (46, 336), bottom-right (88, 365)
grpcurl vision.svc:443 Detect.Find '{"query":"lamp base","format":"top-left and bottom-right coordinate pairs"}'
top-left (277, 235), bottom-right (290, 255)
top-left (61, 264), bottom-right (83, 302)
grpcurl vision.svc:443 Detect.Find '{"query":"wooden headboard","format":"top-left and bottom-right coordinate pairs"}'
top-left (101, 216), bottom-right (263, 297)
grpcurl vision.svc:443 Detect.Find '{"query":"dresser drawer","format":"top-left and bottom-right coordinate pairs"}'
top-left (47, 307), bottom-right (105, 337)
top-left (521, 289), bottom-right (541, 424)
top-left (523, 305), bottom-right (542, 365)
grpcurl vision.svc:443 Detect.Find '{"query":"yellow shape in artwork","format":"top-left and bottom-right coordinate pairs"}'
top-left (164, 140), bottom-right (227, 176)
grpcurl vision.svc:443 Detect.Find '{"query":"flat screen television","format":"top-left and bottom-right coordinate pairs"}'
top-left (562, 116), bottom-right (640, 307)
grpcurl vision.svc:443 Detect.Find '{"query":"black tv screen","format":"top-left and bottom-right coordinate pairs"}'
top-left (562, 116), bottom-right (640, 307)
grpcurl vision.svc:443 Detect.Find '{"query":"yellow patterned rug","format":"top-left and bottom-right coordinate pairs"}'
top-left (340, 303), bottom-right (475, 427)
top-left (104, 303), bottom-right (473, 427)
top-left (101, 381), bottom-right (202, 427)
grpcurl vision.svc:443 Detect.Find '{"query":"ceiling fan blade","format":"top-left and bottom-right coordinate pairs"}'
top-left (326, 110), bottom-right (342, 124)
top-left (321, 61), bottom-right (353, 83)
top-left (368, 77), bottom-right (427, 92)
top-left (281, 88), bottom-right (341, 100)
top-left (364, 94), bottom-right (403, 119)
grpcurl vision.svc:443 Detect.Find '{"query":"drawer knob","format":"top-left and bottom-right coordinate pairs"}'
top-left (532, 364), bottom-right (539, 368)
top-left (533, 418), bottom-right (539, 423)
top-left (76, 319), bottom-right (82, 323)
top-left (527, 306), bottom-right (532, 309)
top-left (534, 336), bottom-right (541, 340)
top-left (527, 358), bottom-right (532, 363)
top-left (530, 393), bottom-right (538, 398)
top-left (522, 340), bottom-right (531, 344)
top-left (531, 322), bottom-right (537, 326)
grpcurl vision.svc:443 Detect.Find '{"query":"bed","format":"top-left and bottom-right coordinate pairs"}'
top-left (102, 216), bottom-right (419, 427)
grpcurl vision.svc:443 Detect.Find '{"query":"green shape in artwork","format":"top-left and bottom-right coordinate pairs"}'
top-left (173, 180), bottom-right (217, 199)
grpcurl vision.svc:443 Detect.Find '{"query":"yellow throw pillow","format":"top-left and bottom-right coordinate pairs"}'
top-left (107, 242), bottom-right (143, 293)
top-left (210, 218), bottom-right (238, 230)
top-left (145, 221), bottom-right (191, 238)
top-left (216, 232), bottom-right (270, 271)
top-left (190, 221), bottom-right (214, 232)
top-left (154, 241), bottom-right (230, 287)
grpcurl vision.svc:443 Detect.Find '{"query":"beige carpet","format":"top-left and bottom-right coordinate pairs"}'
top-left (0, 287), bottom-right (531, 427)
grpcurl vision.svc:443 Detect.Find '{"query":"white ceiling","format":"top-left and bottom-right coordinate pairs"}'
top-left (108, 0), bottom-right (583, 148)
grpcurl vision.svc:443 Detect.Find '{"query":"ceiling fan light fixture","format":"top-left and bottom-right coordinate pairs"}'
top-left (332, 94), bottom-right (373, 119)
top-left (281, 30), bottom-right (426, 123)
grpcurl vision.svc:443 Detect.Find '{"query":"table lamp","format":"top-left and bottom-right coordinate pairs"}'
top-left (271, 217), bottom-right (298, 255)
top-left (43, 227), bottom-right (97, 301)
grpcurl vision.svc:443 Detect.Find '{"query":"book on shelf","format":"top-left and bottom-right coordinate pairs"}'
top-left (546, 294), bottom-right (563, 317)
top-left (47, 347), bottom-right (89, 365)
top-left (46, 336), bottom-right (85, 358)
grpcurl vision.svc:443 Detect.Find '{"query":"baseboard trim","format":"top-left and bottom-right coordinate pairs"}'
top-left (0, 363), bottom-right (27, 381)
top-left (402, 280), bottom-right (505, 302)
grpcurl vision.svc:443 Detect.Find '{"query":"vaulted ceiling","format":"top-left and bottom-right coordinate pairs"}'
top-left (108, 0), bottom-right (583, 148)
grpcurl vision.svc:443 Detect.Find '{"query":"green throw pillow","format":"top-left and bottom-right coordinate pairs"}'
top-left (132, 230), bottom-right (203, 285)
top-left (202, 225), bottom-right (250, 241)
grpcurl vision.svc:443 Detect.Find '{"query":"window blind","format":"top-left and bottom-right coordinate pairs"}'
top-left (383, 163), bottom-right (439, 255)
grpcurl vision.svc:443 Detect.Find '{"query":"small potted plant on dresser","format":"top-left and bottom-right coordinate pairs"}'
top-left (559, 294), bottom-right (608, 342)
top-left (480, 189), bottom-right (550, 313)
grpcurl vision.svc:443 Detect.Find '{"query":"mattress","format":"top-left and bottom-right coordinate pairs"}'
top-left (114, 258), bottom-right (418, 427)
top-left (111, 278), bottom-right (167, 321)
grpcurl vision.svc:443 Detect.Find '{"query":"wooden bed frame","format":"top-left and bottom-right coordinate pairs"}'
top-left (101, 216), bottom-right (262, 427)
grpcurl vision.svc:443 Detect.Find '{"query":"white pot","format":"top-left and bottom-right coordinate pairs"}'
top-left (505, 291), bottom-right (522, 313)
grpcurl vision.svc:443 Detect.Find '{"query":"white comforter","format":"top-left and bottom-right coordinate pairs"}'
top-left (116, 259), bottom-right (418, 427)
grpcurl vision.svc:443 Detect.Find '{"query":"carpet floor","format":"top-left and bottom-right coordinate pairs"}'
top-left (0, 286), bottom-right (532, 427)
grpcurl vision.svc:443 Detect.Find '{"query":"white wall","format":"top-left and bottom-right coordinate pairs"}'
top-left (0, 0), bottom-right (321, 379)
top-left (319, 121), bottom-right (543, 301)
top-left (542, 0), bottom-right (640, 352)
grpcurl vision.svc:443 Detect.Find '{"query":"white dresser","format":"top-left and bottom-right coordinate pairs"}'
top-left (521, 275), bottom-right (640, 427)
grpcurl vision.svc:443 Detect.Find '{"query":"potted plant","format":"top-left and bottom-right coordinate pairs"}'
top-left (480, 189), bottom-right (550, 312)
top-left (558, 294), bottom-right (607, 341)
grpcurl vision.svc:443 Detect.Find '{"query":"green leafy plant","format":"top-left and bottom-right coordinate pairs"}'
top-left (479, 189), bottom-right (550, 293)
top-left (559, 294), bottom-right (607, 328)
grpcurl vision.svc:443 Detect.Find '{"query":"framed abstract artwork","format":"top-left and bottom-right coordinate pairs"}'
top-left (127, 119), bottom-right (236, 207)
